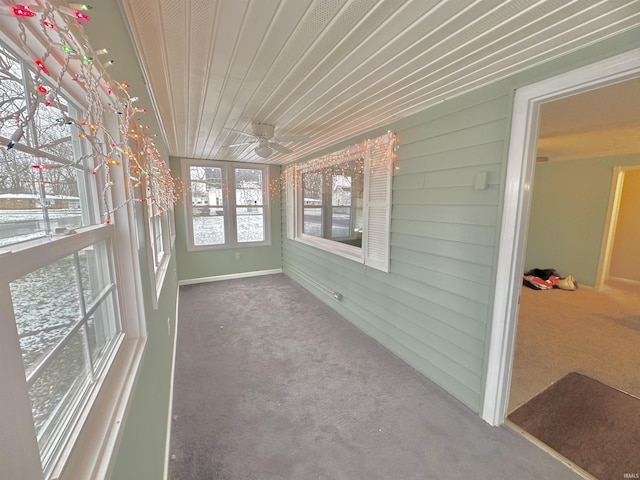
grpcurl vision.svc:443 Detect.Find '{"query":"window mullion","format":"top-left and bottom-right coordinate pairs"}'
top-left (74, 252), bottom-right (96, 380)
top-left (323, 173), bottom-right (331, 238)
top-left (226, 166), bottom-right (237, 245)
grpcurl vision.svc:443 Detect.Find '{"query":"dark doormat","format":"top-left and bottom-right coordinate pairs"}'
top-left (508, 372), bottom-right (640, 480)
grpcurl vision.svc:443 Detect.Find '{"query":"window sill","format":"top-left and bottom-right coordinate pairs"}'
top-left (295, 234), bottom-right (364, 263)
top-left (185, 240), bottom-right (272, 253)
top-left (51, 335), bottom-right (147, 480)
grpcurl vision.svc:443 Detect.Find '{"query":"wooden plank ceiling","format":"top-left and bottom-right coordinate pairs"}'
top-left (117, 0), bottom-right (640, 164)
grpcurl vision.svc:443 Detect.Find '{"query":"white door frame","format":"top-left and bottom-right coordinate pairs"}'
top-left (596, 165), bottom-right (640, 290)
top-left (481, 47), bottom-right (640, 426)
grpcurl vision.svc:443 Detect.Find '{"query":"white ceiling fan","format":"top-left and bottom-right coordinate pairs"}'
top-left (224, 123), bottom-right (310, 158)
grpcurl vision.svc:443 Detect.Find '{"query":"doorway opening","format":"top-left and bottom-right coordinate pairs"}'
top-left (507, 78), bottom-right (640, 412)
top-left (482, 47), bottom-right (640, 426)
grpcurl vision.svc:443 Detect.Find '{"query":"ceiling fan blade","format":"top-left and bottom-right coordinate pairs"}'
top-left (269, 142), bottom-right (293, 154)
top-left (226, 128), bottom-right (257, 139)
top-left (273, 134), bottom-right (310, 143)
top-left (224, 141), bottom-right (255, 148)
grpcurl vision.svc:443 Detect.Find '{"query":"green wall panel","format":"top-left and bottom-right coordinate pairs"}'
top-left (110, 228), bottom-right (178, 479)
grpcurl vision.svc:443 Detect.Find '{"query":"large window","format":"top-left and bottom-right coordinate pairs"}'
top-left (0, 39), bottom-right (146, 478)
top-left (184, 160), bottom-right (270, 250)
top-left (0, 45), bottom-right (94, 246)
top-left (287, 132), bottom-right (396, 272)
top-left (301, 160), bottom-right (364, 247)
top-left (3, 228), bottom-right (121, 475)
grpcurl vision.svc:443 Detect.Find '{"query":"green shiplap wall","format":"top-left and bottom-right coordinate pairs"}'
top-left (525, 154), bottom-right (640, 286)
top-left (171, 159), bottom-right (283, 282)
top-left (283, 31), bottom-right (640, 414)
top-left (284, 90), bottom-right (509, 411)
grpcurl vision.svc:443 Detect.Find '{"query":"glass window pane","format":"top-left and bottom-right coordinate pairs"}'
top-left (29, 76), bottom-right (73, 158)
top-left (332, 175), bottom-right (351, 206)
top-left (301, 164), bottom-right (363, 246)
top-left (331, 206), bottom-right (351, 238)
top-left (29, 326), bottom-right (90, 456)
top-left (190, 166), bottom-right (225, 245)
top-left (0, 51), bottom-right (90, 249)
top-left (78, 241), bottom-right (115, 308)
top-left (236, 206), bottom-right (264, 242)
top-left (0, 153), bottom-right (85, 247)
top-left (86, 293), bottom-right (119, 369)
top-left (235, 168), bottom-right (263, 205)
top-left (0, 45), bottom-right (28, 141)
top-left (302, 172), bottom-right (323, 206)
top-left (11, 254), bottom-right (82, 371)
top-left (190, 166), bottom-right (222, 207)
top-left (303, 207), bottom-right (323, 237)
top-left (155, 215), bottom-right (164, 264)
top-left (193, 215), bottom-right (225, 245)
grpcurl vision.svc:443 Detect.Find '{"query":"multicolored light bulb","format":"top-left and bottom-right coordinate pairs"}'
top-left (74, 10), bottom-right (91, 21)
top-left (35, 59), bottom-right (49, 75)
top-left (13, 5), bottom-right (36, 17)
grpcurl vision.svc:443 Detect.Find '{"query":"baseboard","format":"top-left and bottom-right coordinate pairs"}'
top-left (605, 276), bottom-right (640, 293)
top-left (177, 268), bottom-right (283, 286)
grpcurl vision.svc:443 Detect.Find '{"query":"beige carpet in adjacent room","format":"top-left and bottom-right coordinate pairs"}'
top-left (509, 285), bottom-right (640, 412)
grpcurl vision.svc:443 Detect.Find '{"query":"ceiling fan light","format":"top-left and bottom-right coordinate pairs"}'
top-left (254, 144), bottom-right (272, 158)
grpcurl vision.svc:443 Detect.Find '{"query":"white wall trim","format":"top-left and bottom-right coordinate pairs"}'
top-left (163, 287), bottom-right (180, 480)
top-left (482, 47), bottom-right (640, 426)
top-left (595, 167), bottom-right (625, 290)
top-left (177, 269), bottom-right (283, 286)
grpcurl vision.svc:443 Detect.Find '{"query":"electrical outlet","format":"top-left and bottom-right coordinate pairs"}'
top-left (235, 252), bottom-right (241, 259)
top-left (333, 292), bottom-right (342, 301)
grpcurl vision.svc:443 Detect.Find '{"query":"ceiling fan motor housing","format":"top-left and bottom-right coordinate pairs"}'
top-left (252, 123), bottom-right (275, 139)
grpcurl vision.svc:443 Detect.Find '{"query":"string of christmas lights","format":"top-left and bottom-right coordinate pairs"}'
top-left (273, 131), bottom-right (398, 196)
top-left (4, 1), bottom-right (177, 223)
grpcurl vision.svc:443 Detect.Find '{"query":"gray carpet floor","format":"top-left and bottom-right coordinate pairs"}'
top-left (169, 273), bottom-right (582, 480)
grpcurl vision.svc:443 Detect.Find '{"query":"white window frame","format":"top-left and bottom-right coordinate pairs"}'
top-left (141, 175), bottom-right (175, 309)
top-left (287, 133), bottom-right (395, 272)
top-left (0, 28), bottom-right (148, 480)
top-left (183, 159), bottom-right (271, 251)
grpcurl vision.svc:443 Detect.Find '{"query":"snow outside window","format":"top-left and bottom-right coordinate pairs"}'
top-left (183, 160), bottom-right (270, 250)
